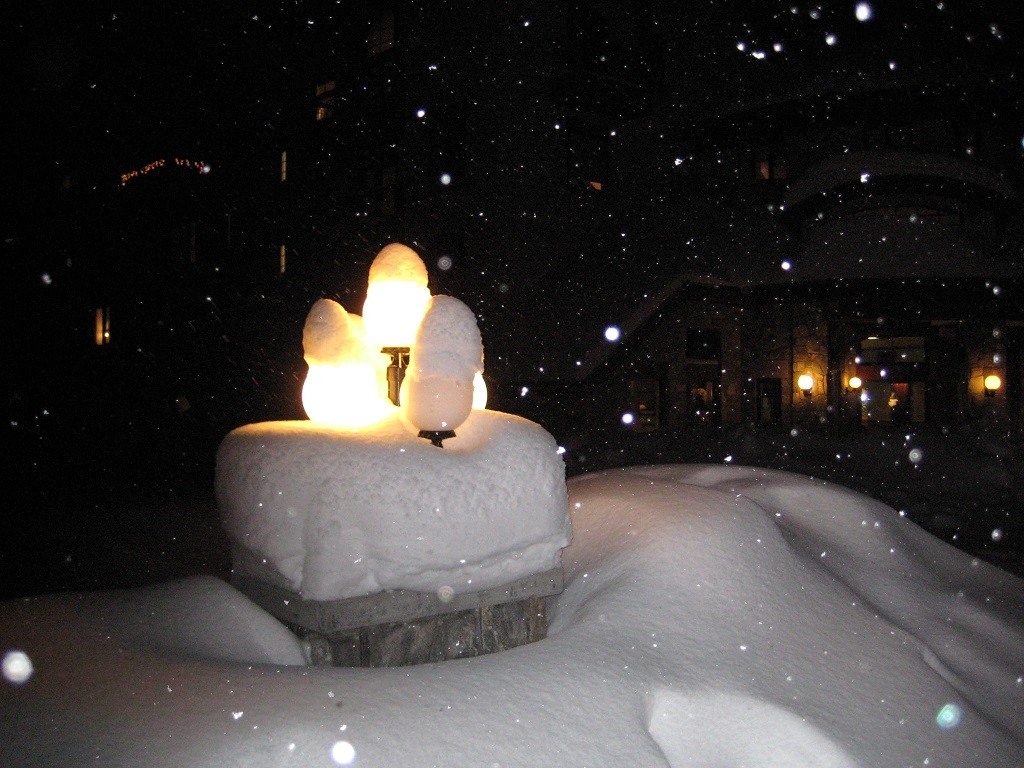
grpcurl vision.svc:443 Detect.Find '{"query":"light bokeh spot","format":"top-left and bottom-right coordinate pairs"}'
top-left (2, 650), bottom-right (33, 685)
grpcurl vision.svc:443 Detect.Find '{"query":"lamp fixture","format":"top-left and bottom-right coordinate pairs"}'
top-left (984, 374), bottom-right (1001, 398)
top-left (797, 374), bottom-right (814, 398)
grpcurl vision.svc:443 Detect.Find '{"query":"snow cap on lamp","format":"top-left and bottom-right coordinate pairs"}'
top-left (402, 295), bottom-right (484, 434)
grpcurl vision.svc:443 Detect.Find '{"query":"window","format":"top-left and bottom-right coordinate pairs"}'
top-left (369, 12), bottom-right (395, 55)
top-left (855, 337), bottom-right (927, 425)
top-left (627, 379), bottom-right (660, 431)
top-left (95, 307), bottom-right (111, 346)
top-left (752, 147), bottom-right (786, 180)
top-left (316, 81), bottom-right (336, 121)
top-left (858, 336), bottom-right (925, 364)
top-left (279, 244), bottom-right (287, 274)
top-left (280, 151), bottom-right (288, 182)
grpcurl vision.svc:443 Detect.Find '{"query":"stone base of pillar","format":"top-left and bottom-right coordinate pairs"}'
top-left (231, 566), bottom-right (562, 667)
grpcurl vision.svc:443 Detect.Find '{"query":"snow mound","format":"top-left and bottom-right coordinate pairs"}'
top-left (3, 464), bottom-right (1022, 767)
top-left (5, 576), bottom-right (305, 667)
top-left (648, 689), bottom-right (859, 768)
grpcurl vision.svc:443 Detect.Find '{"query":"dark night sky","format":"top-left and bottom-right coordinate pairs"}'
top-left (7, 1), bottom-right (1023, 214)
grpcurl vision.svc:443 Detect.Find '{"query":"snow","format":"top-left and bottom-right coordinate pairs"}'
top-left (403, 294), bottom-right (484, 432)
top-left (409, 295), bottom-right (483, 382)
top-left (215, 409), bottom-right (570, 601)
top-left (301, 299), bottom-right (368, 368)
top-left (3, 460), bottom-right (1023, 767)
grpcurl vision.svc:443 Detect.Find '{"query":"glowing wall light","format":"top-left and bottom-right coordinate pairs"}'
top-left (984, 374), bottom-right (1002, 398)
top-left (797, 374), bottom-right (814, 398)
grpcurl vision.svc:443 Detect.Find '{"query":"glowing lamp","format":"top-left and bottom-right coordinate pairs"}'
top-left (302, 363), bottom-right (393, 427)
top-left (362, 244), bottom-right (432, 404)
top-left (301, 298), bottom-right (393, 428)
top-left (797, 374), bottom-right (814, 398)
top-left (984, 374), bottom-right (1001, 397)
top-left (848, 376), bottom-right (862, 389)
top-left (362, 244), bottom-right (431, 349)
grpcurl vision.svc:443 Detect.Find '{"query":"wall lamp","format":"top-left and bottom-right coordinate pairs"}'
top-left (984, 374), bottom-right (1001, 398)
top-left (797, 374), bottom-right (814, 398)
top-left (846, 376), bottom-right (862, 394)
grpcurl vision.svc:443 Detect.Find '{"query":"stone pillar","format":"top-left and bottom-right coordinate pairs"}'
top-left (232, 567), bottom-right (563, 667)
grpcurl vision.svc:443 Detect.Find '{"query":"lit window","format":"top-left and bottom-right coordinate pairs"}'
top-left (315, 81), bottom-right (336, 121)
top-left (753, 148), bottom-right (786, 180)
top-left (279, 245), bottom-right (287, 274)
top-left (280, 151), bottom-right (288, 182)
top-left (95, 307), bottom-right (111, 346)
top-left (627, 379), bottom-right (660, 430)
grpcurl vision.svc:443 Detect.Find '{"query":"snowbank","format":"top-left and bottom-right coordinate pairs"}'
top-left (3, 465), bottom-right (1022, 767)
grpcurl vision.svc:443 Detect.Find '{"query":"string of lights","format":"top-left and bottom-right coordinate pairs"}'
top-left (120, 157), bottom-right (210, 186)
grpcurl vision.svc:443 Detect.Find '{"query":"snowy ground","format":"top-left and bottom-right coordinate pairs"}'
top-left (2, 461), bottom-right (1023, 767)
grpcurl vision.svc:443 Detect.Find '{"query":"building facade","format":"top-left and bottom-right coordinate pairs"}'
top-left (255, 1), bottom-right (1024, 439)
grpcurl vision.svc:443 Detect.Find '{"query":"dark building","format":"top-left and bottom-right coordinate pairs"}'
top-left (263, 1), bottom-right (1023, 443)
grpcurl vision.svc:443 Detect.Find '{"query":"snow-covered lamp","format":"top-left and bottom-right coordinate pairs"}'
top-left (217, 242), bottom-right (569, 668)
top-left (984, 374), bottom-right (1001, 397)
top-left (798, 374), bottom-right (814, 398)
top-left (301, 299), bottom-right (393, 428)
top-left (362, 244), bottom-right (432, 405)
top-left (402, 295), bottom-right (484, 446)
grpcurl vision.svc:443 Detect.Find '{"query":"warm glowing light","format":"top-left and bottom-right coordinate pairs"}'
top-left (798, 374), bottom-right (814, 393)
top-left (848, 376), bottom-right (862, 389)
top-left (984, 374), bottom-right (1001, 391)
top-left (362, 244), bottom-right (431, 350)
top-left (302, 363), bottom-right (394, 427)
top-left (300, 298), bottom-right (393, 428)
top-left (472, 371), bottom-right (488, 409)
top-left (299, 244), bottom-right (490, 432)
